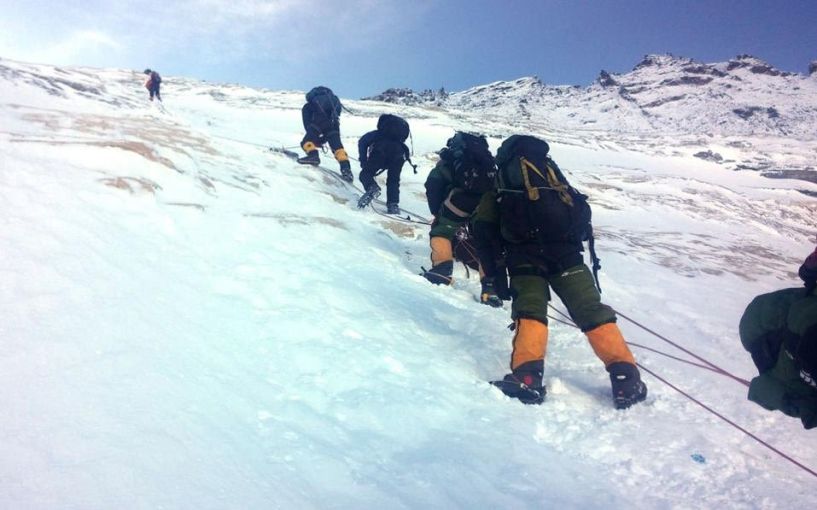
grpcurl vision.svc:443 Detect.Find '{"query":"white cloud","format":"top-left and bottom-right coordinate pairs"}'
top-left (48, 30), bottom-right (122, 60)
top-left (188, 0), bottom-right (300, 20)
top-left (0, 0), bottom-right (436, 68)
top-left (112, 0), bottom-right (435, 63)
top-left (0, 23), bottom-right (122, 66)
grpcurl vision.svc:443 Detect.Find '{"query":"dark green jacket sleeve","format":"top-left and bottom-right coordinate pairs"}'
top-left (472, 191), bottom-right (502, 278)
top-left (424, 161), bottom-right (452, 215)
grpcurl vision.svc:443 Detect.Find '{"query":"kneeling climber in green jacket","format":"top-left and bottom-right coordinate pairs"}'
top-left (739, 245), bottom-right (817, 429)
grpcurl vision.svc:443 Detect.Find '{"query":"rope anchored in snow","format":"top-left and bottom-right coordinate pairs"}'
top-left (547, 304), bottom-right (750, 386)
top-left (209, 133), bottom-right (279, 149)
top-left (265, 144), bottom-right (432, 225)
top-left (547, 303), bottom-right (816, 480)
top-left (367, 202), bottom-right (431, 226)
top-left (204, 133), bottom-right (433, 224)
top-left (637, 362), bottom-right (817, 480)
top-left (613, 308), bottom-right (751, 387)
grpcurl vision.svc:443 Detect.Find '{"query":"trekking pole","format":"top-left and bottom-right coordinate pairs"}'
top-left (407, 157), bottom-right (418, 174)
top-left (406, 131), bottom-right (418, 174)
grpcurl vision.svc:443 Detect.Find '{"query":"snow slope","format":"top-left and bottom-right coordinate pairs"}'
top-left (1, 57), bottom-right (816, 509)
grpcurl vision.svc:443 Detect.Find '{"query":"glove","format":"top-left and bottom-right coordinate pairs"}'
top-left (480, 277), bottom-right (503, 308)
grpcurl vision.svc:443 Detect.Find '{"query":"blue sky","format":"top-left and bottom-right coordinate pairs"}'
top-left (1, 0), bottom-right (815, 97)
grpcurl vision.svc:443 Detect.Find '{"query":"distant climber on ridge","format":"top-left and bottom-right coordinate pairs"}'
top-left (356, 114), bottom-right (413, 213)
top-left (297, 86), bottom-right (352, 182)
top-left (739, 245), bottom-right (817, 429)
top-left (143, 69), bottom-right (162, 102)
top-left (473, 134), bottom-right (647, 408)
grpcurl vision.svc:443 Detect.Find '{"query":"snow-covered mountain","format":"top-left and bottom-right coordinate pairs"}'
top-left (1, 56), bottom-right (816, 509)
top-left (367, 54), bottom-right (817, 188)
top-left (370, 53), bottom-right (817, 138)
top-left (362, 87), bottom-right (449, 106)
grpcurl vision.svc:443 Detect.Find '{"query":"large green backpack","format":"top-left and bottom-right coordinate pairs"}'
top-left (440, 132), bottom-right (496, 194)
top-left (495, 135), bottom-right (601, 288)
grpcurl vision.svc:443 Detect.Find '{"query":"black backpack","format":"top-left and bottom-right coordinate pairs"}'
top-left (495, 135), bottom-right (601, 289)
top-left (377, 114), bottom-right (410, 142)
top-left (306, 86), bottom-right (341, 121)
top-left (440, 132), bottom-right (496, 194)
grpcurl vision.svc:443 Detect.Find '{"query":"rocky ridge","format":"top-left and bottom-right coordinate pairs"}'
top-left (364, 54), bottom-right (817, 140)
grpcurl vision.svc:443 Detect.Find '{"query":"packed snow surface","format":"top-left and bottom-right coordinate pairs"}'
top-left (1, 58), bottom-right (816, 509)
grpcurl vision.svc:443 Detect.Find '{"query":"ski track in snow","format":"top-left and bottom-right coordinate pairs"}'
top-left (1, 58), bottom-right (816, 509)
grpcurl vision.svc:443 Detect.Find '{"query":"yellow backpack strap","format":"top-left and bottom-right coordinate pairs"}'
top-left (519, 157), bottom-right (543, 200)
top-left (519, 157), bottom-right (574, 206)
top-left (545, 162), bottom-right (574, 206)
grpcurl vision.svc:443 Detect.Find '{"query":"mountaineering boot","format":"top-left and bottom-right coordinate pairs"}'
top-left (339, 160), bottom-right (353, 183)
top-left (386, 202), bottom-right (400, 214)
top-left (480, 277), bottom-right (503, 308)
top-left (422, 260), bottom-right (454, 285)
top-left (357, 184), bottom-right (381, 209)
top-left (491, 360), bottom-right (545, 405)
top-left (297, 150), bottom-right (320, 166)
top-left (607, 362), bottom-right (647, 409)
top-left (427, 236), bottom-right (454, 283)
